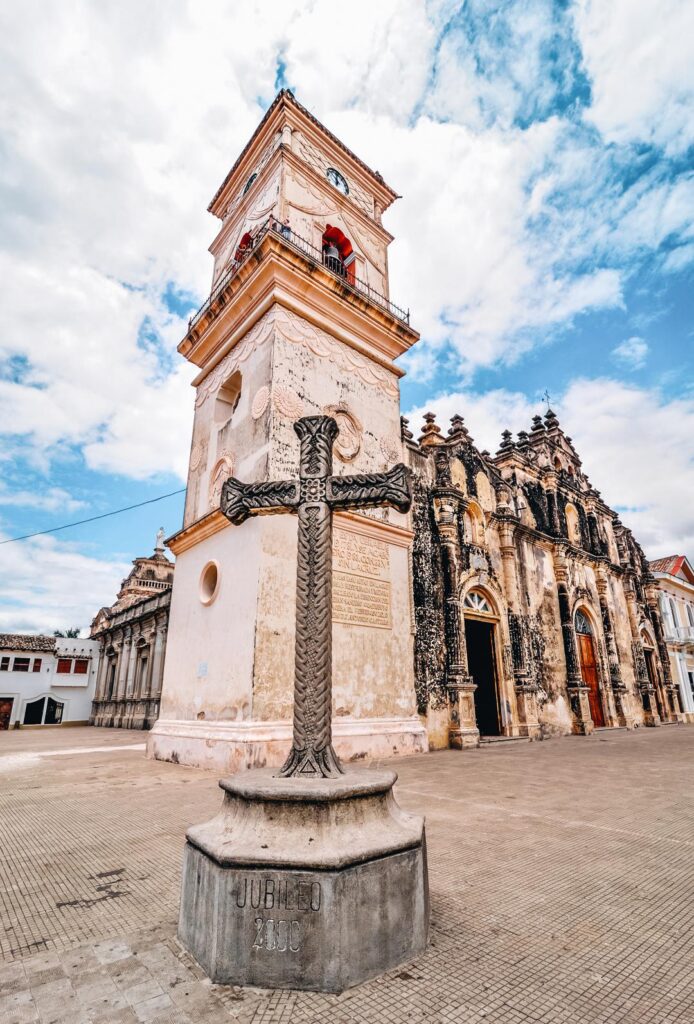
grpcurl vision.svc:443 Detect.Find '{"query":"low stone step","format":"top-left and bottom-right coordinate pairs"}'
top-left (479, 735), bottom-right (530, 745)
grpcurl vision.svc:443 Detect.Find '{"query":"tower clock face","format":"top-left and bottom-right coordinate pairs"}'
top-left (326, 167), bottom-right (349, 196)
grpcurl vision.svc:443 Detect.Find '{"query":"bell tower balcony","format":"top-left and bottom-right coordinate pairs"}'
top-left (180, 217), bottom-right (416, 372)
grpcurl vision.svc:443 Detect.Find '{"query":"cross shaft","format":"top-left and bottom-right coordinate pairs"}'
top-left (221, 415), bottom-right (412, 778)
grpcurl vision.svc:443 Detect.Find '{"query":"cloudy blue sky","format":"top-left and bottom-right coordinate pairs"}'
top-left (0, 0), bottom-right (692, 633)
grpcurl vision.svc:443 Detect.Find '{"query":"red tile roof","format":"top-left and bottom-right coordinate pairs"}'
top-left (0, 633), bottom-right (57, 653)
top-left (649, 555), bottom-right (685, 576)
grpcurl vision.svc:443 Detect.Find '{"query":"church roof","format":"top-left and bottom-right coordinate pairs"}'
top-left (208, 89), bottom-right (398, 214)
top-left (0, 633), bottom-right (57, 653)
top-left (649, 555), bottom-right (694, 582)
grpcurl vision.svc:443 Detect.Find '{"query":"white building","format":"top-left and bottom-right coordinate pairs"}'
top-left (650, 556), bottom-right (694, 722)
top-left (0, 634), bottom-right (99, 729)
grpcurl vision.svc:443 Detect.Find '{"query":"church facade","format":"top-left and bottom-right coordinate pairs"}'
top-left (406, 408), bottom-right (684, 747)
top-left (90, 533), bottom-right (173, 730)
top-left (145, 90), bottom-right (683, 771)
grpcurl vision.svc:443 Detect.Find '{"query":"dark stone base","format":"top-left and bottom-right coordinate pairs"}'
top-left (177, 767), bottom-right (429, 992)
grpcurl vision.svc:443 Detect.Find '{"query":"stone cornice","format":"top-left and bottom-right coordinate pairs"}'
top-left (180, 234), bottom-right (417, 373)
top-left (167, 509), bottom-right (228, 556)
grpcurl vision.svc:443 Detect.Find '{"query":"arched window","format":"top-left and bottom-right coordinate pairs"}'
top-left (554, 456), bottom-right (562, 472)
top-left (565, 503), bottom-right (580, 545)
top-left (464, 590), bottom-right (493, 614)
top-left (567, 466), bottom-right (575, 478)
top-left (322, 225), bottom-right (355, 284)
top-left (687, 605), bottom-right (694, 627)
top-left (243, 173), bottom-right (257, 195)
top-left (669, 599), bottom-right (679, 627)
top-left (464, 502), bottom-right (485, 545)
top-left (214, 371), bottom-right (242, 427)
top-left (234, 231), bottom-right (253, 263)
top-left (574, 609), bottom-right (592, 635)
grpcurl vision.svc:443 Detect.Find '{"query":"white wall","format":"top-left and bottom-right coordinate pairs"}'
top-left (0, 639), bottom-right (99, 727)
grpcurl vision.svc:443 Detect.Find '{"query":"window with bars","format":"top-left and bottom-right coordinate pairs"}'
top-left (575, 609), bottom-right (592, 635)
top-left (464, 591), bottom-right (492, 614)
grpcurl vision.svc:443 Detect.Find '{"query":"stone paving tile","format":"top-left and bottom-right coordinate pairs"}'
top-left (1, 726), bottom-right (694, 1022)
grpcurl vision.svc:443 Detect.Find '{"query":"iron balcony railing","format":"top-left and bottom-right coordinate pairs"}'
top-left (188, 218), bottom-right (410, 331)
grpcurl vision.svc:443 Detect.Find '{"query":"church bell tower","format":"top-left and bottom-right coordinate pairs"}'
top-left (148, 90), bottom-right (427, 771)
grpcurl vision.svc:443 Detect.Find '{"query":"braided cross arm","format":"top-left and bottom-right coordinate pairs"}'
top-left (326, 463), bottom-right (413, 514)
top-left (220, 477), bottom-right (299, 525)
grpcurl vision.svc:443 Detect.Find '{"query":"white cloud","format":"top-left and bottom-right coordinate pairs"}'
top-left (573, 0), bottom-right (694, 154)
top-left (0, 0), bottom-right (691, 479)
top-left (0, 487), bottom-right (85, 514)
top-left (611, 336), bottom-right (649, 370)
top-left (561, 378), bottom-right (694, 557)
top-left (407, 377), bottom-right (694, 557)
top-left (0, 534), bottom-right (129, 634)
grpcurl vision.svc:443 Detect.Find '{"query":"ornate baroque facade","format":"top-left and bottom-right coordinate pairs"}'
top-left (90, 533), bottom-right (173, 730)
top-left (406, 409), bottom-right (685, 746)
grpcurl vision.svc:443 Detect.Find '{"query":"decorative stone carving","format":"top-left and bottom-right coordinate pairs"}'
top-left (189, 442), bottom-right (204, 472)
top-left (325, 406), bottom-right (362, 462)
top-left (209, 455), bottom-right (234, 509)
top-left (251, 385), bottom-right (270, 419)
top-left (380, 434), bottom-right (401, 464)
top-left (221, 415), bottom-right (412, 779)
top-left (273, 384), bottom-right (304, 421)
top-left (196, 307), bottom-right (398, 411)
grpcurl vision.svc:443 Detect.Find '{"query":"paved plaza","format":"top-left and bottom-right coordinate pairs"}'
top-left (0, 726), bottom-right (692, 1024)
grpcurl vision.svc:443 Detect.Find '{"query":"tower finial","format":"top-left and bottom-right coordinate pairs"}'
top-left (155, 527), bottom-right (165, 554)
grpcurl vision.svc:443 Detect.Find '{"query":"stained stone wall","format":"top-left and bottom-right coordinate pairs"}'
top-left (405, 409), bottom-right (681, 745)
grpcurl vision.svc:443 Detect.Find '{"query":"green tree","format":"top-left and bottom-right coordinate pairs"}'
top-left (53, 628), bottom-right (81, 638)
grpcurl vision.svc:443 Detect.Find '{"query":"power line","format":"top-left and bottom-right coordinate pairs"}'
top-left (0, 488), bottom-right (186, 546)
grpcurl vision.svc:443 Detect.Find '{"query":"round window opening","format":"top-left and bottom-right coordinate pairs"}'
top-left (200, 561), bottom-right (220, 605)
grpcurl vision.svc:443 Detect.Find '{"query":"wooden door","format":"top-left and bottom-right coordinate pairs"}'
top-left (578, 633), bottom-right (604, 727)
top-left (0, 698), bottom-right (13, 730)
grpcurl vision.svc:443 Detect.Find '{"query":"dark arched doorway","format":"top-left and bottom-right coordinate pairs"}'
top-left (575, 609), bottom-right (604, 727)
top-left (464, 590), bottom-right (501, 737)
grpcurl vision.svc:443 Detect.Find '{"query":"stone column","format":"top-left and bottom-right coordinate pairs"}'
top-left (623, 580), bottom-right (660, 726)
top-left (646, 585), bottom-right (681, 722)
top-left (499, 511), bottom-right (540, 738)
top-left (587, 513), bottom-right (602, 556)
top-left (596, 570), bottom-right (633, 728)
top-left (546, 489), bottom-right (561, 537)
top-left (554, 548), bottom-right (593, 734)
top-left (433, 493), bottom-right (479, 749)
top-left (115, 630), bottom-right (130, 701)
top-left (90, 643), bottom-right (106, 723)
top-left (150, 620), bottom-right (167, 700)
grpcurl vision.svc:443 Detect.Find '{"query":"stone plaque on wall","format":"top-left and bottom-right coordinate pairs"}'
top-left (332, 528), bottom-right (392, 629)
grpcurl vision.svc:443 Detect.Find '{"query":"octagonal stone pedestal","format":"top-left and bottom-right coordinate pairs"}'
top-left (178, 767), bottom-right (429, 993)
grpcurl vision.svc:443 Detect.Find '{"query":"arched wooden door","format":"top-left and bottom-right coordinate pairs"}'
top-left (575, 610), bottom-right (604, 727)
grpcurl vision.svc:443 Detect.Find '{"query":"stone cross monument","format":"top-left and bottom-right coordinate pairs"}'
top-left (178, 416), bottom-right (428, 992)
top-left (221, 415), bottom-right (411, 779)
